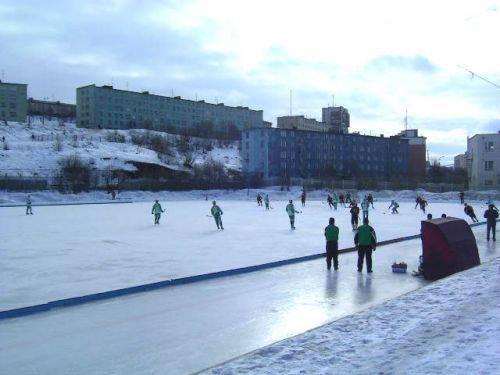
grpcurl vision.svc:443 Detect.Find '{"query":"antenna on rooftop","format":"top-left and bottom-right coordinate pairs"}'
top-left (404, 108), bottom-right (408, 131)
top-left (289, 89), bottom-right (292, 116)
top-left (126, 81), bottom-right (129, 90)
top-left (332, 94), bottom-right (335, 107)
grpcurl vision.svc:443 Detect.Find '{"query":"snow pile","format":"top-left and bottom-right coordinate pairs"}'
top-left (204, 257), bottom-right (500, 375)
top-left (0, 119), bottom-right (241, 178)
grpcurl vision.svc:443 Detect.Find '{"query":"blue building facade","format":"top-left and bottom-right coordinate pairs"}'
top-left (242, 128), bottom-right (409, 182)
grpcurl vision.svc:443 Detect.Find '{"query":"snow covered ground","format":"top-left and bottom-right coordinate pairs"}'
top-left (0, 119), bottom-right (241, 177)
top-left (0, 199), bottom-right (494, 311)
top-left (204, 256), bottom-right (500, 375)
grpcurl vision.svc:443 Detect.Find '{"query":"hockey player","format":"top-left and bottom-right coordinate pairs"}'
top-left (484, 204), bottom-right (498, 241)
top-left (388, 200), bottom-right (399, 214)
top-left (256, 194), bottom-right (263, 206)
top-left (346, 192), bottom-right (352, 205)
top-left (324, 217), bottom-right (340, 270)
top-left (361, 198), bottom-right (370, 221)
top-left (419, 198), bottom-right (428, 213)
top-left (332, 192), bottom-right (339, 210)
top-left (26, 195), bottom-right (33, 215)
top-left (367, 193), bottom-right (375, 208)
top-left (350, 202), bottom-right (360, 230)
top-left (286, 200), bottom-right (300, 230)
top-left (459, 191), bottom-right (465, 204)
top-left (464, 203), bottom-right (478, 223)
top-left (354, 218), bottom-right (377, 273)
top-left (339, 193), bottom-right (345, 206)
top-left (327, 194), bottom-right (334, 209)
top-left (211, 201), bottom-right (224, 230)
top-left (151, 200), bottom-right (164, 225)
top-left (264, 194), bottom-right (270, 210)
top-left (301, 190), bottom-right (306, 207)
top-left (415, 196), bottom-right (422, 209)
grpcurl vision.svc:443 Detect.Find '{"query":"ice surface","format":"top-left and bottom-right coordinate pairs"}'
top-left (0, 200), bottom-right (493, 310)
top-left (0, 226), bottom-right (496, 375)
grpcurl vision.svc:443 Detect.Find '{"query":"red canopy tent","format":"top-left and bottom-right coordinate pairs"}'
top-left (421, 217), bottom-right (480, 280)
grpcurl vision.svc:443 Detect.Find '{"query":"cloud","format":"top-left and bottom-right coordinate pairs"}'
top-left (367, 55), bottom-right (438, 73)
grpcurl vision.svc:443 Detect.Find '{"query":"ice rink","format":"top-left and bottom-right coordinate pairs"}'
top-left (0, 199), bottom-right (489, 310)
top-left (0, 225), bottom-right (496, 375)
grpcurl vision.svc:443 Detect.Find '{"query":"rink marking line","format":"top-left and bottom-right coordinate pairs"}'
top-left (0, 220), bottom-right (493, 321)
top-left (0, 200), bottom-right (133, 208)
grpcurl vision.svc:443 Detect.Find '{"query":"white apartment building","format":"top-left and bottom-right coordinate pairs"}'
top-left (277, 115), bottom-right (328, 132)
top-left (467, 132), bottom-right (500, 190)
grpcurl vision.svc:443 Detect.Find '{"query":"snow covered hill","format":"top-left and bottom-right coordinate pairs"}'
top-left (0, 118), bottom-right (241, 178)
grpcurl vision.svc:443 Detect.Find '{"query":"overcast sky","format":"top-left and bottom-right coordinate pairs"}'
top-left (1, 0), bottom-right (499, 163)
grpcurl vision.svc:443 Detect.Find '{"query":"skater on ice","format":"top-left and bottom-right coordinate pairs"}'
top-left (26, 195), bottom-right (33, 215)
top-left (286, 200), bottom-right (300, 230)
top-left (354, 218), bottom-right (377, 273)
top-left (301, 190), bottom-right (306, 207)
top-left (211, 201), bottom-right (224, 230)
top-left (151, 200), bottom-right (164, 225)
top-left (361, 198), bottom-right (370, 221)
top-left (327, 194), bottom-right (334, 209)
top-left (350, 202), bottom-right (360, 230)
top-left (463, 203), bottom-right (478, 223)
top-left (367, 193), bottom-right (375, 208)
top-left (459, 191), bottom-right (465, 204)
top-left (388, 200), bottom-right (399, 214)
top-left (415, 196), bottom-right (422, 209)
top-left (484, 204), bottom-right (498, 241)
top-left (264, 194), bottom-right (270, 210)
top-left (332, 192), bottom-right (338, 210)
top-left (339, 192), bottom-right (345, 206)
top-left (346, 192), bottom-right (352, 206)
top-left (419, 198), bottom-right (428, 213)
top-left (324, 217), bottom-right (339, 270)
top-left (256, 194), bottom-right (263, 207)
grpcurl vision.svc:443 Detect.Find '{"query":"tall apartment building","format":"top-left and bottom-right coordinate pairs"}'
top-left (277, 115), bottom-right (328, 132)
top-left (77, 84), bottom-right (264, 132)
top-left (242, 127), bottom-right (408, 183)
top-left (467, 132), bottom-right (500, 190)
top-left (0, 81), bottom-right (27, 122)
top-left (395, 129), bottom-right (426, 181)
top-left (322, 106), bottom-right (350, 133)
top-left (28, 98), bottom-right (76, 118)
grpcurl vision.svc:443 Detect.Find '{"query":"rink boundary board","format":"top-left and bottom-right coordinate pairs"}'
top-left (0, 200), bottom-right (133, 208)
top-left (0, 220), bottom-right (493, 321)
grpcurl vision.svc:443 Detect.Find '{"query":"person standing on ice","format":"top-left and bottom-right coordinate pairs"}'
top-left (286, 200), bottom-right (300, 230)
top-left (332, 192), bottom-right (339, 210)
top-left (324, 217), bottom-right (339, 270)
top-left (367, 193), bottom-right (375, 208)
top-left (256, 194), bottom-right (263, 207)
top-left (419, 198), bottom-right (428, 213)
top-left (339, 192), bottom-right (345, 206)
top-left (301, 190), bottom-right (306, 207)
top-left (151, 200), bottom-right (164, 225)
top-left (459, 191), bottom-right (465, 204)
top-left (464, 203), bottom-right (478, 223)
top-left (484, 204), bottom-right (498, 241)
top-left (264, 194), bottom-right (270, 210)
top-left (327, 194), bottom-right (334, 209)
top-left (354, 218), bottom-right (377, 273)
top-left (346, 192), bottom-right (352, 206)
top-left (415, 196), bottom-right (422, 209)
top-left (26, 195), bottom-right (33, 215)
top-left (388, 200), bottom-right (399, 214)
top-left (350, 202), bottom-right (360, 230)
top-left (361, 198), bottom-right (370, 221)
top-left (211, 201), bottom-right (224, 230)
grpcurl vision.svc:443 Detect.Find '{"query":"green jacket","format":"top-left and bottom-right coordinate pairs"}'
top-left (355, 224), bottom-right (376, 247)
top-left (361, 200), bottom-right (369, 211)
top-left (211, 205), bottom-right (223, 216)
top-left (152, 203), bottom-right (163, 215)
top-left (286, 203), bottom-right (298, 217)
top-left (324, 224), bottom-right (339, 241)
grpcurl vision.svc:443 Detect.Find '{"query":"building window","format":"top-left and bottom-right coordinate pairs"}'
top-left (485, 141), bottom-right (494, 151)
top-left (485, 161), bottom-right (494, 171)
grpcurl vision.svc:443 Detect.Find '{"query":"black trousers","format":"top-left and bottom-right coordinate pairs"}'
top-left (351, 215), bottom-right (358, 227)
top-left (326, 241), bottom-right (338, 270)
top-left (357, 245), bottom-right (373, 272)
top-left (487, 221), bottom-right (496, 240)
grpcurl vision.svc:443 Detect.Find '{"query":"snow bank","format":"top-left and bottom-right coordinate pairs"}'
top-left (204, 257), bottom-right (500, 375)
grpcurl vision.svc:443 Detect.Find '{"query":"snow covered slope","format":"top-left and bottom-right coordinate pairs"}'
top-left (0, 119), bottom-right (241, 178)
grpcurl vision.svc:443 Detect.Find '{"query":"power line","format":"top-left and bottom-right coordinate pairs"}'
top-left (458, 65), bottom-right (500, 89)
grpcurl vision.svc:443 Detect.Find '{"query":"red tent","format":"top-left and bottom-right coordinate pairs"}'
top-left (421, 217), bottom-right (480, 280)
